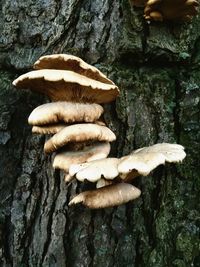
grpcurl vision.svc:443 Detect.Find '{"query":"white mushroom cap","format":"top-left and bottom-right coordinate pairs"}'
top-left (44, 123), bottom-right (116, 153)
top-left (13, 69), bottom-right (119, 103)
top-left (28, 102), bottom-right (104, 125)
top-left (118, 143), bottom-right (186, 181)
top-left (69, 158), bottom-right (120, 182)
top-left (32, 124), bottom-right (66, 134)
top-left (53, 142), bottom-right (111, 172)
top-left (68, 183), bottom-right (141, 209)
top-left (34, 54), bottom-right (114, 85)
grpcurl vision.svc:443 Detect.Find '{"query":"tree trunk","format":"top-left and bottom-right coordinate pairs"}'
top-left (0, 0), bottom-right (199, 266)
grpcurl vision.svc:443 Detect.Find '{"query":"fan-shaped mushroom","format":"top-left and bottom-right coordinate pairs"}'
top-left (118, 143), bottom-right (186, 181)
top-left (53, 142), bottom-right (111, 172)
top-left (68, 183), bottom-right (141, 209)
top-left (34, 54), bottom-right (115, 86)
top-left (28, 102), bottom-right (104, 125)
top-left (44, 123), bottom-right (116, 153)
top-left (69, 158), bottom-right (120, 182)
top-left (13, 69), bottom-right (119, 104)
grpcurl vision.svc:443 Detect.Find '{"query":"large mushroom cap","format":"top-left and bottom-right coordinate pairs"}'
top-left (44, 123), bottom-right (116, 153)
top-left (69, 183), bottom-right (141, 209)
top-left (28, 102), bottom-right (104, 125)
top-left (69, 158), bottom-right (120, 182)
top-left (53, 142), bottom-right (111, 172)
top-left (13, 69), bottom-right (119, 103)
top-left (34, 54), bottom-right (114, 85)
top-left (118, 143), bottom-right (186, 181)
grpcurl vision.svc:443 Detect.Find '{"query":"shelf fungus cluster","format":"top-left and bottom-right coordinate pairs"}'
top-left (130, 0), bottom-right (199, 21)
top-left (13, 53), bottom-right (118, 176)
top-left (13, 54), bottom-right (186, 209)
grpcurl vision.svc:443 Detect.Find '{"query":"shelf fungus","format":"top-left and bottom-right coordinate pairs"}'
top-left (69, 183), bottom-right (141, 209)
top-left (13, 62), bottom-right (119, 104)
top-left (69, 158), bottom-right (120, 183)
top-left (68, 143), bottom-right (186, 208)
top-left (28, 102), bottom-right (104, 125)
top-left (34, 54), bottom-right (115, 86)
top-left (53, 142), bottom-right (111, 173)
top-left (118, 143), bottom-right (186, 182)
top-left (130, 0), bottom-right (199, 21)
top-left (13, 53), bottom-right (120, 190)
top-left (44, 123), bottom-right (116, 154)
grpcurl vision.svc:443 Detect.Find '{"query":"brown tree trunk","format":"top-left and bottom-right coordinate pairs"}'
top-left (0, 1), bottom-right (199, 266)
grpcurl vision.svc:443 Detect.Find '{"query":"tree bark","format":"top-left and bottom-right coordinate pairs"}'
top-left (0, 0), bottom-right (199, 266)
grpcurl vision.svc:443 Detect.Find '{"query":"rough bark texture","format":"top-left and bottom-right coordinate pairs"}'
top-left (0, 0), bottom-right (199, 266)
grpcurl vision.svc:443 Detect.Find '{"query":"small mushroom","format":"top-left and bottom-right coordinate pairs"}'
top-left (34, 54), bottom-right (115, 86)
top-left (130, 0), bottom-right (199, 21)
top-left (118, 143), bottom-right (186, 181)
top-left (68, 183), bottom-right (141, 209)
top-left (69, 158), bottom-right (120, 182)
top-left (13, 69), bottom-right (119, 103)
top-left (28, 102), bottom-right (104, 125)
top-left (32, 124), bottom-right (66, 134)
top-left (53, 142), bottom-right (111, 172)
top-left (44, 123), bottom-right (116, 153)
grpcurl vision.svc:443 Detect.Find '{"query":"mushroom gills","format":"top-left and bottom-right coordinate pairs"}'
top-left (13, 69), bottom-right (119, 104)
top-left (53, 142), bottom-right (111, 172)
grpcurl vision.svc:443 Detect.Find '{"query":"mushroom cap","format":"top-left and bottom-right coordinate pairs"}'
top-left (44, 123), bottom-right (116, 153)
top-left (53, 142), bottom-right (111, 172)
top-left (34, 54), bottom-right (114, 85)
top-left (28, 102), bottom-right (104, 125)
top-left (13, 69), bottom-right (119, 104)
top-left (69, 158), bottom-right (120, 182)
top-left (118, 143), bottom-right (186, 181)
top-left (68, 183), bottom-right (141, 209)
top-left (144, 0), bottom-right (199, 21)
top-left (32, 124), bottom-right (66, 134)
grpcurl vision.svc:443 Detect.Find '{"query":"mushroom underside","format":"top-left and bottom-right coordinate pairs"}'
top-left (13, 70), bottom-right (119, 104)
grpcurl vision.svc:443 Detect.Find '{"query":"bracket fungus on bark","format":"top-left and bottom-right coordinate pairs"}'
top-left (13, 69), bottom-right (119, 104)
top-left (69, 183), bottom-right (141, 209)
top-left (28, 102), bottom-right (104, 125)
top-left (130, 0), bottom-right (199, 21)
top-left (118, 143), bottom-right (186, 181)
top-left (53, 142), bottom-right (111, 173)
top-left (44, 123), bottom-right (116, 154)
top-left (13, 53), bottom-right (187, 210)
top-left (68, 143), bottom-right (186, 208)
top-left (69, 158), bottom-right (120, 183)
